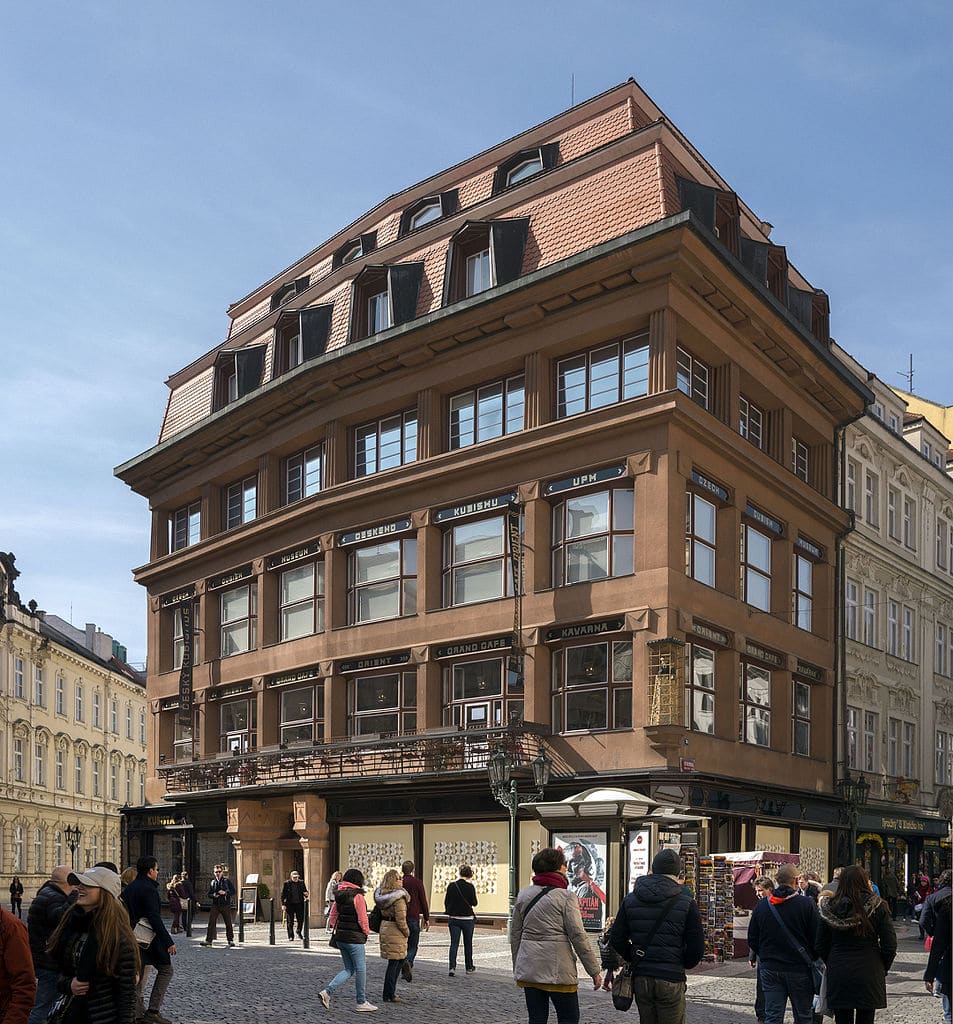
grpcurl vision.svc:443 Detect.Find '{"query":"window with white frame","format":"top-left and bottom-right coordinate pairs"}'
top-left (556, 334), bottom-right (650, 417)
top-left (408, 198), bottom-right (442, 231)
top-left (110, 761), bottom-right (118, 800)
top-left (937, 623), bottom-right (947, 676)
top-left (139, 709), bottom-right (146, 745)
top-left (938, 518), bottom-right (949, 571)
top-left (34, 742), bottom-right (45, 786)
top-left (936, 729), bottom-right (953, 786)
top-left (863, 588), bottom-right (878, 647)
top-left (791, 438), bottom-right (809, 482)
top-left (172, 603), bottom-right (199, 671)
top-left (13, 827), bottom-right (23, 873)
top-left (864, 470), bottom-right (880, 526)
top-left (55, 749), bottom-right (65, 790)
top-left (442, 514), bottom-right (516, 607)
top-left (279, 561), bottom-right (325, 641)
top-left (92, 690), bottom-right (100, 728)
top-left (280, 684), bottom-right (325, 745)
top-left (348, 538), bottom-right (417, 624)
top-left (902, 606), bottom-right (915, 661)
top-left (14, 657), bottom-right (23, 699)
top-left (125, 766), bottom-right (132, 804)
top-left (13, 738), bottom-right (24, 782)
top-left (92, 758), bottom-right (101, 797)
top-left (845, 579), bottom-right (859, 640)
top-left (139, 771), bottom-right (145, 805)
top-left (54, 831), bottom-right (63, 865)
top-left (863, 711), bottom-right (878, 773)
top-left (354, 410), bottom-right (418, 477)
top-left (221, 584), bottom-right (258, 656)
top-left (505, 154), bottom-right (544, 186)
top-left (888, 412), bottom-right (898, 432)
top-left (847, 706), bottom-right (860, 769)
top-left (793, 554), bottom-right (813, 631)
top-left (442, 657), bottom-right (524, 729)
top-left (739, 662), bottom-right (771, 747)
top-left (552, 487), bottom-right (633, 586)
top-left (110, 700), bottom-right (118, 734)
top-left (742, 525), bottom-right (772, 612)
top-left (846, 459), bottom-right (858, 511)
top-left (170, 501), bottom-right (201, 551)
top-left (174, 717), bottom-right (195, 763)
top-left (34, 666), bottom-right (45, 707)
top-left (466, 248), bottom-right (491, 296)
top-left (55, 676), bottom-right (65, 715)
top-left (676, 347), bottom-right (709, 408)
top-left (449, 375), bottom-right (525, 449)
top-left (75, 683), bottom-right (84, 722)
top-left (686, 493), bottom-right (716, 587)
top-left (685, 643), bottom-right (715, 734)
top-left (34, 828), bottom-right (43, 873)
top-left (887, 487), bottom-right (899, 540)
top-left (552, 640), bottom-right (632, 733)
top-left (284, 444), bottom-right (325, 504)
top-left (903, 496), bottom-right (916, 548)
top-left (367, 289), bottom-right (389, 333)
top-left (887, 600), bottom-right (900, 656)
top-left (902, 721), bottom-right (915, 777)
top-left (739, 396), bottom-right (763, 449)
top-left (75, 754), bottom-right (84, 793)
top-left (224, 475), bottom-right (257, 530)
top-left (348, 672), bottom-right (416, 737)
top-left (125, 706), bottom-right (132, 740)
top-left (793, 681), bottom-right (811, 756)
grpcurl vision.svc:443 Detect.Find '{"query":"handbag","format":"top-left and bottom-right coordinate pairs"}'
top-left (46, 993), bottom-right (73, 1024)
top-left (611, 964), bottom-right (634, 1012)
top-left (925, 935), bottom-right (934, 951)
top-left (813, 962), bottom-right (831, 1018)
top-left (764, 900), bottom-right (824, 992)
top-left (133, 916), bottom-right (156, 946)
top-left (329, 929), bottom-right (339, 949)
top-left (368, 904), bottom-right (383, 933)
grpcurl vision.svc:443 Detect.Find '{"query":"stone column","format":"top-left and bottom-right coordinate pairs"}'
top-left (292, 794), bottom-right (331, 927)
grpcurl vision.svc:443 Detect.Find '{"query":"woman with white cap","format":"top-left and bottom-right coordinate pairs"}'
top-left (46, 865), bottom-right (139, 1024)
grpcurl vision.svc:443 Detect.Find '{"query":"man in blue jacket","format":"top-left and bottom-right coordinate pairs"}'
top-left (747, 863), bottom-right (819, 1024)
top-left (121, 856), bottom-right (177, 1024)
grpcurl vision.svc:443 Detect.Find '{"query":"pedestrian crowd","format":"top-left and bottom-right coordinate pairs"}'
top-left (1, 853), bottom-right (944, 1024)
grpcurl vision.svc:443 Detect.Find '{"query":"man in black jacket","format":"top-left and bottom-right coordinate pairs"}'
top-left (26, 864), bottom-right (74, 1024)
top-left (747, 863), bottom-right (818, 1024)
top-left (609, 849), bottom-right (704, 1024)
top-left (280, 871), bottom-right (308, 941)
top-left (922, 869), bottom-right (952, 937)
top-left (200, 864), bottom-right (236, 947)
top-left (121, 856), bottom-right (177, 1024)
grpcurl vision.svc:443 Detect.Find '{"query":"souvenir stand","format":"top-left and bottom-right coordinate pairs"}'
top-left (721, 851), bottom-right (801, 958)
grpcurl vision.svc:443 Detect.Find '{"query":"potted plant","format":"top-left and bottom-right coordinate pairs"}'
top-left (257, 881), bottom-right (273, 922)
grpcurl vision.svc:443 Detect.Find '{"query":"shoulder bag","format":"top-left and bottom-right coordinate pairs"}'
top-left (133, 916), bottom-right (156, 946)
top-left (765, 899), bottom-right (824, 992)
top-left (612, 891), bottom-right (685, 1011)
top-left (368, 903), bottom-right (383, 933)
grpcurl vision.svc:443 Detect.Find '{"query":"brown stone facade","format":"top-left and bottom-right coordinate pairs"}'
top-left (117, 80), bottom-right (871, 914)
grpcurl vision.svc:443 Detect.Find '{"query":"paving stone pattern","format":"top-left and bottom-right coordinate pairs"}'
top-left (161, 917), bottom-right (938, 1023)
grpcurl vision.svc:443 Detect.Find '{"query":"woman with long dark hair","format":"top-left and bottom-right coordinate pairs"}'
top-left (816, 864), bottom-right (896, 1024)
top-left (318, 868), bottom-right (376, 1013)
top-left (46, 866), bottom-right (139, 1024)
top-left (9, 877), bottom-right (23, 918)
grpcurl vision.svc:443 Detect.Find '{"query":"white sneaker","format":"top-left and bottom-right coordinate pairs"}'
top-left (355, 1003), bottom-right (378, 1012)
top-left (318, 990), bottom-right (330, 1009)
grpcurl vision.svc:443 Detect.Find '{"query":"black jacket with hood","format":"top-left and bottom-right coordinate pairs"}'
top-left (748, 885), bottom-right (819, 973)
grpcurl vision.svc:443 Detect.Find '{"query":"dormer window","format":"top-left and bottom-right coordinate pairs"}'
top-left (409, 200), bottom-right (442, 230)
top-left (332, 231), bottom-right (378, 271)
top-left (676, 176), bottom-right (740, 256)
top-left (269, 275), bottom-right (310, 312)
top-left (368, 290), bottom-right (390, 334)
top-left (272, 306), bottom-right (333, 377)
top-left (492, 143), bottom-right (559, 194)
top-left (341, 242), bottom-right (363, 264)
top-left (212, 345), bottom-right (266, 411)
top-left (399, 191), bottom-right (459, 237)
top-left (444, 219), bottom-right (530, 304)
top-left (351, 263), bottom-right (425, 341)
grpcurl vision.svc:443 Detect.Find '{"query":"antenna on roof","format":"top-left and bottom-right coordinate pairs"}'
top-left (897, 353), bottom-right (914, 394)
top-left (571, 73), bottom-right (574, 107)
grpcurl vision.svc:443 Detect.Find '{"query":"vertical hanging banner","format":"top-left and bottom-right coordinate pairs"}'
top-left (507, 502), bottom-right (523, 682)
top-left (178, 601), bottom-right (194, 724)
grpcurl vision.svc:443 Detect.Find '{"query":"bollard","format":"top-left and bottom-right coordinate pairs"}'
top-left (185, 898), bottom-right (192, 938)
top-left (269, 892), bottom-right (276, 945)
top-left (303, 898), bottom-right (310, 949)
top-left (238, 897), bottom-right (244, 944)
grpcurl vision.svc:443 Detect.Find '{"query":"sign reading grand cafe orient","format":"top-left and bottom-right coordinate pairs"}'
top-left (118, 78), bottom-right (896, 917)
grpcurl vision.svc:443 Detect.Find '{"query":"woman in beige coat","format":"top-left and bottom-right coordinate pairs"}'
top-left (374, 869), bottom-right (410, 1004)
top-left (511, 847), bottom-right (602, 1024)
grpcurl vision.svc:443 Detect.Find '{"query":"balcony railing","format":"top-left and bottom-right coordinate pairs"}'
top-left (158, 722), bottom-right (553, 795)
top-left (882, 775), bottom-right (920, 803)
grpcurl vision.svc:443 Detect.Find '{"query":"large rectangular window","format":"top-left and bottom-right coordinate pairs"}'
top-left (280, 562), bottom-right (325, 641)
top-left (902, 721), bottom-right (915, 778)
top-left (348, 538), bottom-right (417, 624)
top-left (938, 518), bottom-right (949, 571)
top-left (172, 603), bottom-right (200, 671)
top-left (171, 502), bottom-right (201, 551)
top-left (902, 606), bottom-right (915, 661)
top-left (220, 584), bottom-right (257, 656)
top-left (34, 667), bottom-right (45, 707)
top-left (368, 290), bottom-right (390, 333)
top-left (552, 487), bottom-right (633, 586)
top-left (845, 459), bottom-right (857, 511)
top-left (449, 375), bottom-right (525, 449)
top-left (552, 640), bottom-right (632, 733)
top-left (863, 711), bottom-right (878, 773)
top-left (864, 471), bottom-right (880, 526)
top-left (13, 738), bottom-right (24, 782)
top-left (863, 588), bottom-right (878, 647)
top-left (174, 718), bottom-right (194, 763)
top-left (845, 579), bottom-right (859, 640)
top-left (349, 672), bottom-right (416, 737)
top-left (355, 410), bottom-right (417, 477)
top-left (280, 685), bottom-right (324, 745)
top-left (936, 730), bottom-right (953, 786)
top-left (14, 657), bottom-right (23, 699)
top-left (847, 706), bottom-right (860, 770)
top-left (938, 623), bottom-right (948, 676)
top-left (442, 515), bottom-right (515, 607)
top-left (284, 445), bottom-right (324, 504)
top-left (887, 487), bottom-right (899, 540)
top-left (685, 644), bottom-right (715, 734)
top-left (676, 347), bottom-right (709, 408)
top-left (442, 657), bottom-right (523, 729)
top-left (219, 698), bottom-right (257, 754)
top-left (686, 493), bottom-right (716, 587)
top-left (224, 476), bottom-right (257, 530)
top-left (791, 438), bottom-right (809, 482)
top-left (793, 555), bottom-right (812, 631)
top-left (739, 396), bottom-right (763, 449)
top-left (742, 526), bottom-right (772, 612)
top-left (903, 496), bottom-right (917, 549)
top-left (739, 663), bottom-right (771, 747)
top-left (887, 600), bottom-right (899, 656)
top-left (793, 681), bottom-right (811, 756)
top-left (556, 334), bottom-right (649, 418)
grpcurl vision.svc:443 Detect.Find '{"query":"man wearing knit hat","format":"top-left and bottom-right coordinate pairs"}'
top-left (609, 848), bottom-right (704, 1024)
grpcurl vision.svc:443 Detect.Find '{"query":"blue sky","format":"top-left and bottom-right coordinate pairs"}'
top-left (1, 1), bottom-right (951, 666)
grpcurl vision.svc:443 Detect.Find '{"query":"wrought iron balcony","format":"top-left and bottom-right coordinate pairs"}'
top-left (158, 721), bottom-right (553, 796)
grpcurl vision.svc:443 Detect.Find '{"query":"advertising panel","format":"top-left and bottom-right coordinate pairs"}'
top-left (550, 830), bottom-right (608, 931)
top-left (628, 828), bottom-right (652, 891)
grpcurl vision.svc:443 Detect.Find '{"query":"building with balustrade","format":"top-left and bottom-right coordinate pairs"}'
top-left (0, 552), bottom-right (147, 890)
top-left (116, 79), bottom-right (874, 917)
top-left (833, 353), bottom-right (953, 880)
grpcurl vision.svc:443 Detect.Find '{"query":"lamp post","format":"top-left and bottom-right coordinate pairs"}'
top-left (64, 824), bottom-right (82, 870)
top-left (488, 748), bottom-right (551, 929)
top-left (836, 772), bottom-right (871, 865)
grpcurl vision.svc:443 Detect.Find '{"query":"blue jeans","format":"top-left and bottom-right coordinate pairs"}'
top-left (325, 941), bottom-right (367, 1004)
top-left (28, 968), bottom-right (59, 1024)
top-left (523, 986), bottom-right (579, 1024)
top-left (406, 918), bottom-right (421, 964)
top-left (383, 958), bottom-right (402, 1000)
top-left (760, 966), bottom-right (815, 1024)
top-left (448, 917), bottom-right (475, 971)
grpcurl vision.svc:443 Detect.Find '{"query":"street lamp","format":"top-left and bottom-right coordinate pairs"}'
top-left (64, 824), bottom-right (82, 869)
top-left (836, 772), bottom-right (871, 865)
top-left (488, 748), bottom-right (552, 927)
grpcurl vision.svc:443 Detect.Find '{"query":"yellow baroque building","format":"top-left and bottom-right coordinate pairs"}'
top-left (0, 552), bottom-right (147, 898)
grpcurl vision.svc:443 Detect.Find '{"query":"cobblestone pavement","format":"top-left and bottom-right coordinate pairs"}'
top-left (158, 917), bottom-right (937, 1023)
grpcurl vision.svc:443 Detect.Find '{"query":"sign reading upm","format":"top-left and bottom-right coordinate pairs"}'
top-left (544, 465), bottom-right (626, 497)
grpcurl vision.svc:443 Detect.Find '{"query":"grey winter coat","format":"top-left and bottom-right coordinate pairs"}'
top-left (511, 883), bottom-right (601, 988)
top-left (374, 886), bottom-right (409, 960)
